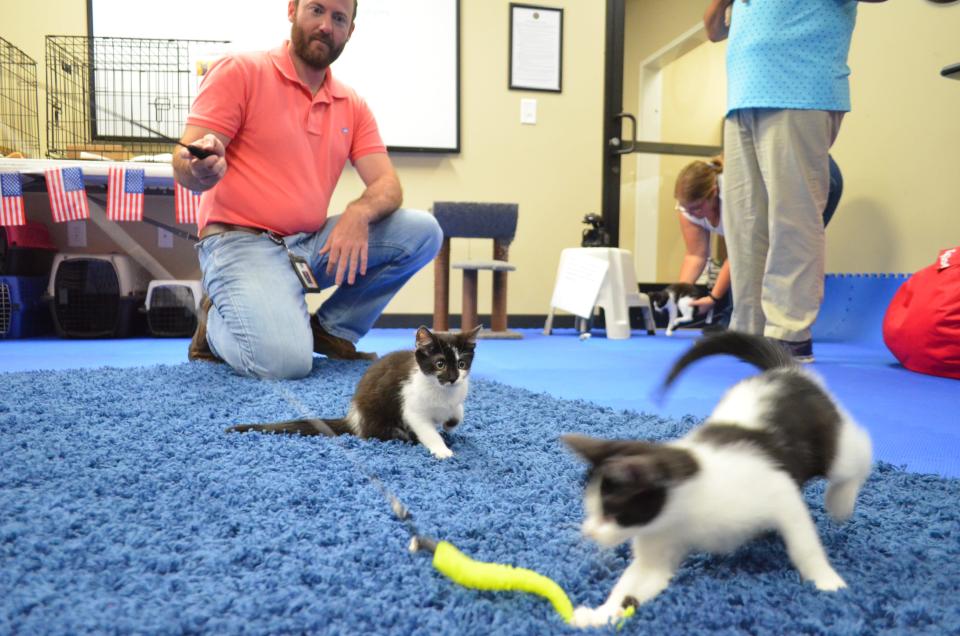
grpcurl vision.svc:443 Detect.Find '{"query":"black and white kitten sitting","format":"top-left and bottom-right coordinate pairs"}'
top-left (649, 283), bottom-right (713, 336)
top-left (562, 331), bottom-right (872, 628)
top-left (227, 326), bottom-right (480, 459)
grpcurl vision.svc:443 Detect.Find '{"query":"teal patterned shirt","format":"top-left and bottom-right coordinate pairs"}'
top-left (727, 0), bottom-right (858, 114)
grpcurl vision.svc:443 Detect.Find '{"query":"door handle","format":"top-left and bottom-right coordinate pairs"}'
top-left (609, 112), bottom-right (637, 155)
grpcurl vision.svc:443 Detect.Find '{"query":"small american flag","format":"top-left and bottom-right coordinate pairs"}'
top-left (1, 172), bottom-right (26, 226)
top-left (106, 167), bottom-right (145, 222)
top-left (175, 182), bottom-right (202, 224)
top-left (45, 167), bottom-right (90, 223)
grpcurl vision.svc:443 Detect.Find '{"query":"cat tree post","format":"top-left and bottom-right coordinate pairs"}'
top-left (491, 240), bottom-right (510, 332)
top-left (461, 269), bottom-right (479, 332)
top-left (431, 201), bottom-right (521, 338)
top-left (433, 238), bottom-right (451, 331)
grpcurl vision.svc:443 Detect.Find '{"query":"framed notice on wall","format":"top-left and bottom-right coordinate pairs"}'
top-left (509, 4), bottom-right (563, 93)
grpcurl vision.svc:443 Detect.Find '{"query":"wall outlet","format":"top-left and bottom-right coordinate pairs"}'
top-left (521, 98), bottom-right (537, 125)
top-left (67, 221), bottom-right (87, 247)
top-left (158, 227), bottom-right (174, 249)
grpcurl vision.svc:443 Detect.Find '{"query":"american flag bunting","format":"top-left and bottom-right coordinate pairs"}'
top-left (45, 167), bottom-right (90, 223)
top-left (1, 172), bottom-right (26, 226)
top-left (106, 167), bottom-right (145, 222)
top-left (175, 182), bottom-right (202, 224)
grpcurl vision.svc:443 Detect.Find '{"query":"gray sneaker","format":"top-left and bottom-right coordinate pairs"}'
top-left (772, 338), bottom-right (814, 363)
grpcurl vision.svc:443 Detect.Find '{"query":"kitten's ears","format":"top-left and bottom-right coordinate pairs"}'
top-left (561, 434), bottom-right (659, 465)
top-left (415, 325), bottom-right (436, 349)
top-left (415, 325), bottom-right (481, 346)
top-left (605, 452), bottom-right (698, 489)
top-left (562, 434), bottom-right (698, 485)
top-left (562, 434), bottom-right (606, 464)
top-left (606, 456), bottom-right (649, 485)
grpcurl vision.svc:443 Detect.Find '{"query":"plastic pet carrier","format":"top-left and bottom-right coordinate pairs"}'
top-left (144, 279), bottom-right (202, 337)
top-left (46, 253), bottom-right (151, 338)
top-left (0, 221), bottom-right (57, 277)
top-left (0, 275), bottom-right (53, 338)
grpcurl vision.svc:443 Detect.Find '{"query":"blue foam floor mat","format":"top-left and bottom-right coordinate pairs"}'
top-left (2, 322), bottom-right (958, 478)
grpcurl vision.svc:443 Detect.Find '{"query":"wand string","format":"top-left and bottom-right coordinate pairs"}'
top-left (259, 382), bottom-right (635, 626)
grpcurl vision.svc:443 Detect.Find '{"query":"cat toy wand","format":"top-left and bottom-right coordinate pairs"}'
top-left (26, 67), bottom-right (220, 160)
top-left (111, 116), bottom-right (216, 160)
top-left (374, 480), bottom-right (574, 622)
top-left (371, 476), bottom-right (636, 627)
top-left (270, 392), bottom-right (637, 627)
top-left (58, 93), bottom-right (217, 160)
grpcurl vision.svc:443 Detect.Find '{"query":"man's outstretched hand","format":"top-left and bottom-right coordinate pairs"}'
top-left (319, 206), bottom-right (371, 286)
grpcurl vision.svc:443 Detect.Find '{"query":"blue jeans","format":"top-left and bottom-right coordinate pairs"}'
top-left (823, 154), bottom-right (843, 228)
top-left (196, 209), bottom-right (442, 379)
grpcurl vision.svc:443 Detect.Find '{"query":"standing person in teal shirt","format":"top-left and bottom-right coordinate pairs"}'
top-left (704, 0), bottom-right (886, 362)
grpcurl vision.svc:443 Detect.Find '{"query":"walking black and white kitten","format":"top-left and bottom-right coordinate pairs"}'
top-left (562, 331), bottom-right (872, 628)
top-left (649, 283), bottom-right (713, 336)
top-left (227, 325), bottom-right (481, 459)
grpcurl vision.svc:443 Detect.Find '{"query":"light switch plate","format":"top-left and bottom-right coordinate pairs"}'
top-left (521, 98), bottom-right (537, 125)
top-left (67, 221), bottom-right (87, 247)
top-left (158, 227), bottom-right (174, 249)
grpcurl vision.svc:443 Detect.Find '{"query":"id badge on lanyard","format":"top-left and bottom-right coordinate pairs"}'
top-left (268, 232), bottom-right (322, 293)
top-left (289, 252), bottom-right (321, 292)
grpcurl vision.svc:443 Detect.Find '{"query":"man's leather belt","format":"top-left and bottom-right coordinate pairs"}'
top-left (200, 222), bottom-right (277, 240)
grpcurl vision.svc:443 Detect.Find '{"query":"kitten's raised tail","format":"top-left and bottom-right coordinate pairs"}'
top-left (660, 331), bottom-right (795, 391)
top-left (225, 418), bottom-right (349, 436)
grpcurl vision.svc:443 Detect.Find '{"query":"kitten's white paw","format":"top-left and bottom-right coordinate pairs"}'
top-left (825, 484), bottom-right (858, 522)
top-left (430, 446), bottom-right (454, 460)
top-left (812, 569), bottom-right (847, 592)
top-left (570, 606), bottom-right (620, 628)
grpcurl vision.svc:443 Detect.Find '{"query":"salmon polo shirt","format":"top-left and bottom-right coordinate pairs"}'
top-left (187, 41), bottom-right (387, 235)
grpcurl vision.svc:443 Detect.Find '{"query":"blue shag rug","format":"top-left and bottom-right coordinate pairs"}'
top-left (1, 359), bottom-right (958, 635)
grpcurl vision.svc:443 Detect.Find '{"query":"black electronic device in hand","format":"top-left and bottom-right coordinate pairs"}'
top-left (178, 142), bottom-right (215, 160)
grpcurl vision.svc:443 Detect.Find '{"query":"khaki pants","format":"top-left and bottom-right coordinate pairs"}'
top-left (722, 108), bottom-right (843, 342)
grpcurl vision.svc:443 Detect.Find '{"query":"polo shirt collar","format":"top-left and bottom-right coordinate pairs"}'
top-left (269, 40), bottom-right (349, 102)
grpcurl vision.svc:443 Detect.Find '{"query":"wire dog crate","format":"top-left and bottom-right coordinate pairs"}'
top-left (0, 37), bottom-right (41, 158)
top-left (45, 36), bottom-right (227, 161)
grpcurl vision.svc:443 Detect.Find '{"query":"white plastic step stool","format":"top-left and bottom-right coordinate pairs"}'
top-left (544, 247), bottom-right (656, 339)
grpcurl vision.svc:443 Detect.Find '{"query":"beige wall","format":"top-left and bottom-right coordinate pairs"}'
top-left (832, 2), bottom-right (960, 273)
top-left (7, 0), bottom-right (960, 319)
top-left (332, 1), bottom-right (606, 316)
top-left (657, 41), bottom-right (726, 281)
top-left (620, 0), bottom-right (706, 257)
top-left (5, 0), bottom-right (88, 155)
top-left (4, 0), bottom-right (607, 317)
top-left (629, 1), bottom-right (960, 280)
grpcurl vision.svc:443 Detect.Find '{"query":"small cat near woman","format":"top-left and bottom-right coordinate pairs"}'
top-left (673, 155), bottom-right (843, 350)
top-left (649, 283), bottom-right (715, 336)
top-left (228, 326), bottom-right (481, 459)
top-left (563, 331), bottom-right (872, 628)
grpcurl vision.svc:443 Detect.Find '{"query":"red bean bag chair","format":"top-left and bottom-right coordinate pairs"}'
top-left (883, 247), bottom-right (960, 380)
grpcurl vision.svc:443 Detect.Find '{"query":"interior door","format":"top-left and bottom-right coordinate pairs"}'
top-left (602, 0), bottom-right (725, 281)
